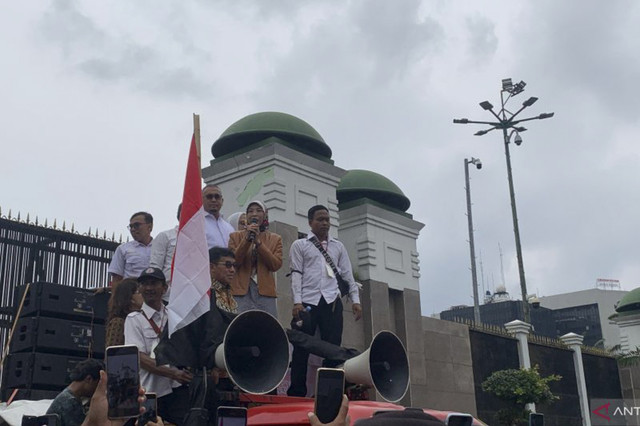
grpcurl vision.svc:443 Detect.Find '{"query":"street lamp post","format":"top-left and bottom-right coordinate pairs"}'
top-left (453, 78), bottom-right (554, 323)
top-left (465, 157), bottom-right (482, 324)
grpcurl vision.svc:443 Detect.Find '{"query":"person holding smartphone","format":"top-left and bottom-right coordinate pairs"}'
top-left (81, 370), bottom-right (149, 426)
top-left (46, 359), bottom-right (103, 426)
top-left (124, 267), bottom-right (192, 425)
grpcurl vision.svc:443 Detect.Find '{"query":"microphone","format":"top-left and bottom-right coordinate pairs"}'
top-left (248, 217), bottom-right (259, 242)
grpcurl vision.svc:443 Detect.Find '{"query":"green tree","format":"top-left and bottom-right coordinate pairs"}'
top-left (481, 365), bottom-right (561, 425)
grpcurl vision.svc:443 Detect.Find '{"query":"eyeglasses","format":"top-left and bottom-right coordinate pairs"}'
top-left (215, 261), bottom-right (238, 269)
top-left (204, 193), bottom-right (222, 200)
top-left (128, 222), bottom-right (147, 230)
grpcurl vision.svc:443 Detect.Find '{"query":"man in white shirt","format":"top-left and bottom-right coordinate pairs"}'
top-left (124, 267), bottom-right (192, 425)
top-left (287, 205), bottom-right (362, 397)
top-left (108, 212), bottom-right (154, 287)
top-left (150, 204), bottom-right (180, 300)
top-left (202, 184), bottom-right (234, 248)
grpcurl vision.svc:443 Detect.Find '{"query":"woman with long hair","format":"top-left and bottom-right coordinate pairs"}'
top-left (105, 278), bottom-right (143, 347)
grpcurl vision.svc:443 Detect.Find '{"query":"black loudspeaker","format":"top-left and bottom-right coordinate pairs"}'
top-left (4, 352), bottom-right (90, 390)
top-left (214, 310), bottom-right (289, 394)
top-left (10, 316), bottom-right (105, 357)
top-left (342, 330), bottom-right (410, 403)
top-left (15, 282), bottom-right (107, 324)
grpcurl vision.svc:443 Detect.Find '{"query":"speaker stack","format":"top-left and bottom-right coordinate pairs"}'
top-left (1, 282), bottom-right (108, 401)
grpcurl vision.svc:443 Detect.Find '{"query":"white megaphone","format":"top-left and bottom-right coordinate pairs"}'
top-left (214, 310), bottom-right (289, 394)
top-left (342, 330), bottom-right (410, 402)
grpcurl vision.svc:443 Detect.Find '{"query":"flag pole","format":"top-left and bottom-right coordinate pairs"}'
top-left (193, 113), bottom-right (201, 162)
top-left (167, 114), bottom-right (210, 336)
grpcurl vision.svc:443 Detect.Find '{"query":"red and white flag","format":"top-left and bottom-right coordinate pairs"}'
top-left (167, 119), bottom-right (210, 337)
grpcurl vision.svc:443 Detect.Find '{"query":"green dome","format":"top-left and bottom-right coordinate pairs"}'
top-left (212, 112), bottom-right (332, 160)
top-left (615, 287), bottom-right (640, 313)
top-left (337, 169), bottom-right (411, 212)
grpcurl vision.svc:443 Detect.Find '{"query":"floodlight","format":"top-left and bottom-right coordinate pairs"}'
top-left (522, 97), bottom-right (538, 107)
top-left (538, 112), bottom-right (554, 119)
top-left (479, 101), bottom-right (493, 111)
top-left (511, 81), bottom-right (526, 95)
top-left (453, 118), bottom-right (469, 124)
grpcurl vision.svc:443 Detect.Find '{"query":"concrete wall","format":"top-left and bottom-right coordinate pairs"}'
top-left (618, 365), bottom-right (640, 426)
top-left (419, 316), bottom-right (478, 416)
top-left (338, 203), bottom-right (423, 291)
top-left (269, 220), bottom-right (298, 330)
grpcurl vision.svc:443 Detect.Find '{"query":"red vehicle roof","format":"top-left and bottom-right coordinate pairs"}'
top-left (247, 399), bottom-right (488, 425)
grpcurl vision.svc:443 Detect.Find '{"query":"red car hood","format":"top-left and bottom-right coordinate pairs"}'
top-left (248, 399), bottom-right (487, 425)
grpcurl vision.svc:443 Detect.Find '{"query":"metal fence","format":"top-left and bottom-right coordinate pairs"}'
top-left (0, 214), bottom-right (119, 358)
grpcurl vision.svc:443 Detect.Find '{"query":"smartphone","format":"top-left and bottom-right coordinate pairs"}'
top-left (216, 406), bottom-right (247, 426)
top-left (445, 412), bottom-right (473, 426)
top-left (106, 344), bottom-right (141, 419)
top-left (529, 413), bottom-right (544, 426)
top-left (314, 368), bottom-right (345, 424)
top-left (21, 414), bottom-right (60, 426)
top-left (138, 392), bottom-right (157, 426)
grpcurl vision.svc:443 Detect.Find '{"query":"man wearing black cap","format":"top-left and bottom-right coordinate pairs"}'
top-left (124, 267), bottom-right (192, 425)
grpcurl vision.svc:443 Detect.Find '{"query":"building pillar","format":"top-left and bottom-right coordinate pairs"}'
top-left (505, 319), bottom-right (533, 369)
top-left (560, 332), bottom-right (591, 426)
top-left (505, 320), bottom-right (535, 413)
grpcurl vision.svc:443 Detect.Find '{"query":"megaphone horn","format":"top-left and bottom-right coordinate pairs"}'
top-left (214, 310), bottom-right (289, 394)
top-left (342, 330), bottom-right (410, 403)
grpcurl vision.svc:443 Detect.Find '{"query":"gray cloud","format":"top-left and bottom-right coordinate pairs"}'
top-left (517, 0), bottom-right (640, 121)
top-left (39, 0), bottom-right (107, 54)
top-left (464, 16), bottom-right (498, 66)
top-left (38, 0), bottom-right (215, 100)
top-left (349, 0), bottom-right (443, 82)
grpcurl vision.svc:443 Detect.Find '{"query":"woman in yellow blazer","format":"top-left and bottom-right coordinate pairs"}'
top-left (228, 200), bottom-right (283, 317)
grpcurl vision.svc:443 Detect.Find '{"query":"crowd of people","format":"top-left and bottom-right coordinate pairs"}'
top-left (96, 184), bottom-right (362, 425)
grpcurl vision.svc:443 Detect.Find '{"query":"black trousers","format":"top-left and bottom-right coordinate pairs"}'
top-left (287, 296), bottom-right (343, 397)
top-left (158, 385), bottom-right (190, 425)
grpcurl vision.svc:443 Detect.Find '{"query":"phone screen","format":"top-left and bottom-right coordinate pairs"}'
top-left (216, 406), bottom-right (247, 426)
top-left (21, 414), bottom-right (60, 426)
top-left (106, 345), bottom-right (140, 419)
top-left (446, 413), bottom-right (473, 426)
top-left (138, 393), bottom-right (157, 426)
top-left (314, 368), bottom-right (345, 424)
top-left (530, 413), bottom-right (544, 426)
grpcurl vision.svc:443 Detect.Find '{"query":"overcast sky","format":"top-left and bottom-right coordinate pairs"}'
top-left (2, 1), bottom-right (638, 316)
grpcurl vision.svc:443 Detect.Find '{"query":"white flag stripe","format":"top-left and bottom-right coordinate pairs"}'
top-left (168, 203), bottom-right (210, 336)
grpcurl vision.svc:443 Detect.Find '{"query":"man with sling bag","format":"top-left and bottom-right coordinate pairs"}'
top-left (287, 205), bottom-right (362, 397)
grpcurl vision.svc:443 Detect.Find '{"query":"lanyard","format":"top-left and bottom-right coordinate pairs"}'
top-left (141, 310), bottom-right (164, 337)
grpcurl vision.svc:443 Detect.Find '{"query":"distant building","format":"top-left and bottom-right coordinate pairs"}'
top-left (440, 287), bottom-right (556, 338)
top-left (539, 288), bottom-right (628, 348)
top-left (440, 285), bottom-right (629, 346)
